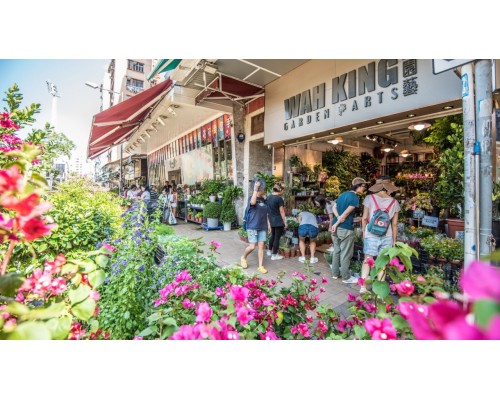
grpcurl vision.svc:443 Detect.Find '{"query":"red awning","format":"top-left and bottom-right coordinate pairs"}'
top-left (87, 79), bottom-right (173, 159)
top-left (195, 74), bottom-right (264, 105)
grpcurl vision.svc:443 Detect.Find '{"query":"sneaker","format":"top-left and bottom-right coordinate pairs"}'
top-left (331, 275), bottom-right (340, 279)
top-left (309, 257), bottom-right (319, 264)
top-left (298, 256), bottom-right (306, 263)
top-left (326, 246), bottom-right (334, 252)
top-left (271, 254), bottom-right (284, 260)
top-left (342, 276), bottom-right (359, 284)
top-left (257, 266), bottom-right (268, 274)
top-left (240, 258), bottom-right (248, 269)
top-left (266, 250), bottom-right (272, 257)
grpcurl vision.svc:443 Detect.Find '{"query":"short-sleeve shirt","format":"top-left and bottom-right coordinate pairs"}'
top-left (246, 195), bottom-right (268, 231)
top-left (363, 194), bottom-right (401, 238)
top-left (325, 201), bottom-right (334, 215)
top-left (266, 194), bottom-right (285, 227)
top-left (333, 191), bottom-right (359, 230)
top-left (298, 211), bottom-right (318, 228)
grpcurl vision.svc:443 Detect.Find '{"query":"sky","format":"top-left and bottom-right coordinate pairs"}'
top-left (0, 59), bottom-right (110, 159)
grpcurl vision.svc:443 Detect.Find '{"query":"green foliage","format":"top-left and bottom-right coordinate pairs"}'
top-left (2, 84), bottom-right (40, 129)
top-left (156, 224), bottom-right (175, 236)
top-left (200, 178), bottom-right (227, 196)
top-left (25, 123), bottom-right (76, 177)
top-left (422, 115), bottom-right (463, 154)
top-left (322, 148), bottom-right (361, 192)
top-left (359, 152), bottom-right (380, 182)
top-left (203, 201), bottom-right (222, 219)
top-left (220, 205), bottom-right (237, 223)
top-left (288, 154), bottom-right (302, 168)
top-left (255, 171), bottom-right (276, 194)
top-left (325, 176), bottom-right (341, 199)
top-left (12, 177), bottom-right (124, 271)
top-left (222, 185), bottom-right (243, 203)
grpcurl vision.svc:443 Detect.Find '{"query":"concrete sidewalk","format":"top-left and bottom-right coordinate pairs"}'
top-left (172, 221), bottom-right (361, 317)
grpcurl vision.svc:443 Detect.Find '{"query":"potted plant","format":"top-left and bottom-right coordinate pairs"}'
top-left (238, 227), bottom-right (248, 243)
top-left (201, 178), bottom-right (226, 202)
top-left (203, 201), bottom-right (222, 228)
top-left (195, 211), bottom-right (203, 223)
top-left (220, 206), bottom-right (237, 231)
top-left (289, 154), bottom-right (302, 174)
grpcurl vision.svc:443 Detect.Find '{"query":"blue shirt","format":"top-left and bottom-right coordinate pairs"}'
top-left (333, 191), bottom-right (359, 230)
top-left (246, 195), bottom-right (268, 231)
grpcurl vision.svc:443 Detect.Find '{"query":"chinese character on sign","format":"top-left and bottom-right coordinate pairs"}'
top-left (403, 59), bottom-right (417, 77)
top-left (403, 77), bottom-right (418, 96)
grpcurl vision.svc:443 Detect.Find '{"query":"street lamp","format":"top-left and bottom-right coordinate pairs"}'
top-left (86, 81), bottom-right (125, 194)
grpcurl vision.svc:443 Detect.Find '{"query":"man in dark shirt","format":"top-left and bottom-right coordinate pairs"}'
top-left (330, 177), bottom-right (368, 284)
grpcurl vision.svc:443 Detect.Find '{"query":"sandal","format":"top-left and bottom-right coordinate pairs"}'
top-left (240, 258), bottom-right (248, 269)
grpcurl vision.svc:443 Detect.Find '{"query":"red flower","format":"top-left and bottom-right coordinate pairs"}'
top-left (18, 217), bottom-right (56, 241)
top-left (0, 165), bottom-right (24, 193)
top-left (2, 193), bottom-right (52, 219)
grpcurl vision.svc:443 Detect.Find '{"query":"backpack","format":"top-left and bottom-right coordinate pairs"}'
top-left (367, 195), bottom-right (396, 236)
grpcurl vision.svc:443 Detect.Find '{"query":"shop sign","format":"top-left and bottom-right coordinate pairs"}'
top-left (264, 59), bottom-right (461, 144)
top-left (422, 216), bottom-right (439, 228)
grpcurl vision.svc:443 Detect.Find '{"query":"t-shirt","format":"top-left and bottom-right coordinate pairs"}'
top-left (141, 190), bottom-right (151, 203)
top-left (363, 194), bottom-right (401, 238)
top-left (325, 201), bottom-right (334, 215)
top-left (333, 191), bottom-right (360, 230)
top-left (298, 211), bottom-right (318, 227)
top-left (266, 194), bottom-right (285, 227)
top-left (246, 195), bottom-right (268, 231)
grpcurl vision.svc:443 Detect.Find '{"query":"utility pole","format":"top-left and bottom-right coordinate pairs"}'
top-left (462, 63), bottom-right (478, 265)
top-left (475, 60), bottom-right (495, 257)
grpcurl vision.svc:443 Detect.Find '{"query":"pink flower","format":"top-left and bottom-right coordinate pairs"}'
top-left (18, 217), bottom-right (56, 241)
top-left (0, 165), bottom-right (24, 193)
top-left (170, 325), bottom-right (199, 340)
top-left (319, 287), bottom-right (326, 293)
top-left (236, 306), bottom-right (254, 326)
top-left (364, 318), bottom-right (397, 340)
top-left (229, 285), bottom-right (249, 303)
top-left (102, 243), bottom-right (117, 253)
top-left (394, 280), bottom-right (415, 296)
top-left (337, 319), bottom-right (347, 332)
top-left (460, 260), bottom-right (500, 302)
top-left (416, 275), bottom-right (426, 282)
top-left (260, 331), bottom-right (279, 340)
top-left (133, 336), bottom-right (143, 340)
top-left (310, 278), bottom-right (317, 285)
top-left (347, 293), bottom-right (356, 302)
top-left (175, 270), bottom-right (192, 283)
top-left (89, 290), bottom-right (100, 301)
top-left (321, 277), bottom-right (328, 284)
top-left (364, 302), bottom-right (377, 313)
top-left (389, 257), bottom-right (405, 272)
top-left (366, 257), bottom-right (375, 268)
top-left (182, 298), bottom-right (195, 309)
top-left (358, 278), bottom-right (365, 287)
top-left (297, 323), bottom-right (310, 338)
top-left (214, 287), bottom-right (223, 297)
top-left (195, 302), bottom-right (213, 323)
top-left (210, 240), bottom-right (221, 249)
top-left (390, 284), bottom-right (397, 292)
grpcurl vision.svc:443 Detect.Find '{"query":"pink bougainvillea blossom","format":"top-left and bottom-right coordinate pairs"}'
top-left (366, 257), bottom-right (375, 268)
top-left (0, 165), bottom-right (24, 193)
top-left (236, 305), bottom-right (254, 326)
top-left (394, 280), bottom-right (415, 296)
top-left (195, 302), bottom-right (213, 323)
top-left (364, 318), bottom-right (397, 340)
top-left (460, 260), bottom-right (500, 302)
top-left (229, 285), bottom-right (249, 303)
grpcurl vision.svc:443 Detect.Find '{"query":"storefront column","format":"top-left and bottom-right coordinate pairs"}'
top-left (232, 103), bottom-right (246, 222)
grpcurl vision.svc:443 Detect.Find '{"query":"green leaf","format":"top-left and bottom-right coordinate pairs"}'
top-left (95, 254), bottom-right (109, 268)
top-left (61, 263), bottom-right (79, 275)
top-left (138, 326), bottom-right (156, 337)
top-left (391, 315), bottom-right (409, 330)
top-left (6, 302), bottom-right (30, 316)
top-left (276, 311), bottom-right (284, 325)
top-left (71, 297), bottom-right (96, 321)
top-left (353, 325), bottom-right (367, 339)
top-left (375, 254), bottom-right (390, 269)
top-left (472, 300), bottom-right (500, 329)
top-left (88, 270), bottom-right (105, 289)
top-left (0, 273), bottom-right (25, 297)
top-left (123, 311), bottom-right (130, 319)
top-left (90, 319), bottom-right (100, 333)
top-left (388, 247), bottom-right (400, 260)
top-left (45, 316), bottom-right (72, 340)
top-left (9, 321), bottom-right (52, 340)
top-left (372, 281), bottom-right (390, 300)
top-left (21, 301), bottom-right (66, 321)
top-left (161, 317), bottom-right (177, 326)
top-left (37, 243), bottom-right (48, 252)
top-left (68, 284), bottom-right (91, 305)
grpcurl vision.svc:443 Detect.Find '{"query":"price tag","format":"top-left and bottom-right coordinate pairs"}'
top-left (291, 237), bottom-right (299, 245)
top-left (413, 210), bottom-right (425, 219)
top-left (285, 230), bottom-right (294, 238)
top-left (422, 216), bottom-right (439, 228)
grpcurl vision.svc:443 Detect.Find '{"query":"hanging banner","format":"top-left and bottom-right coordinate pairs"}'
top-left (197, 128), bottom-right (202, 147)
top-left (217, 116), bottom-right (224, 140)
top-left (212, 119), bottom-right (220, 142)
top-left (201, 125), bottom-right (207, 144)
top-left (223, 114), bottom-right (232, 139)
top-left (191, 131), bottom-right (196, 150)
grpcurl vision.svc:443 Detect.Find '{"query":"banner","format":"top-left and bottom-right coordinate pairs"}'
top-left (218, 116), bottom-right (224, 140)
top-left (197, 128), bottom-right (202, 147)
top-left (223, 114), bottom-right (232, 139)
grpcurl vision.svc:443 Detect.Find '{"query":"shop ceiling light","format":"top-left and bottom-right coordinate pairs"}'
top-left (408, 122), bottom-right (431, 131)
top-left (328, 137), bottom-right (344, 145)
top-left (443, 105), bottom-right (454, 110)
top-left (383, 144), bottom-right (394, 152)
top-left (399, 149), bottom-right (411, 158)
top-left (407, 113), bottom-right (416, 118)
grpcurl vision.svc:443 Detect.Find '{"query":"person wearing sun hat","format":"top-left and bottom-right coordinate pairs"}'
top-left (359, 177), bottom-right (401, 294)
top-left (330, 177), bottom-right (368, 284)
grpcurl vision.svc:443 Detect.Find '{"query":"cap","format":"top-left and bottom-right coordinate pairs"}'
top-left (352, 177), bottom-right (369, 186)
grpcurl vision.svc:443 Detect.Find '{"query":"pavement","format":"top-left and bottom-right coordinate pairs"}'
top-left (171, 221), bottom-right (362, 317)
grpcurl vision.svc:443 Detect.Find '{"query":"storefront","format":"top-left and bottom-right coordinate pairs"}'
top-left (263, 59), bottom-right (463, 190)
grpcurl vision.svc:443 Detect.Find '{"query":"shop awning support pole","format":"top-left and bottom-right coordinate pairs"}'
top-left (119, 143), bottom-right (123, 196)
top-left (475, 60), bottom-right (494, 258)
top-left (462, 63), bottom-right (478, 266)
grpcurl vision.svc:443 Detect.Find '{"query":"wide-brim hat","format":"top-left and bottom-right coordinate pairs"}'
top-left (368, 178), bottom-right (400, 193)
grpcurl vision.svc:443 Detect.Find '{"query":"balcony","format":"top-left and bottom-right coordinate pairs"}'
top-left (126, 85), bottom-right (144, 94)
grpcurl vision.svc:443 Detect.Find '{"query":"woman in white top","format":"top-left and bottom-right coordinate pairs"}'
top-left (359, 178), bottom-right (401, 293)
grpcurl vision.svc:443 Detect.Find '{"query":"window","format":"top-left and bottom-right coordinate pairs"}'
top-left (127, 60), bottom-right (144, 73)
top-left (126, 78), bottom-right (144, 94)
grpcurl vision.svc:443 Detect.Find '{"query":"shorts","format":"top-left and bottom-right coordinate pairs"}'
top-left (364, 236), bottom-right (393, 257)
top-left (298, 224), bottom-right (319, 239)
top-left (247, 229), bottom-right (267, 243)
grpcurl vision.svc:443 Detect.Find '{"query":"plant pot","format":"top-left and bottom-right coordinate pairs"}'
top-left (451, 260), bottom-right (463, 267)
top-left (291, 167), bottom-right (299, 173)
top-left (223, 222), bottom-right (231, 231)
top-left (446, 219), bottom-right (464, 239)
top-left (284, 251), bottom-right (291, 258)
top-left (209, 195), bottom-right (216, 202)
top-left (207, 218), bottom-right (219, 228)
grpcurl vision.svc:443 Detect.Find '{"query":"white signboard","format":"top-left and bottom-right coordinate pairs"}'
top-left (422, 216), bottom-right (439, 228)
top-left (433, 59), bottom-right (475, 74)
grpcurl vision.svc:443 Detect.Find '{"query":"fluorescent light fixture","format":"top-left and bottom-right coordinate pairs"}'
top-left (328, 137), bottom-right (344, 145)
top-left (399, 149), bottom-right (411, 158)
